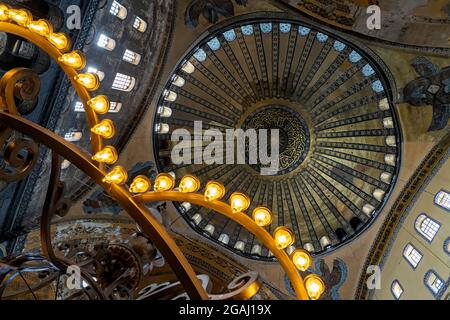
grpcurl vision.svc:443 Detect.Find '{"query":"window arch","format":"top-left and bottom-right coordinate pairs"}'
top-left (415, 214), bottom-right (440, 242)
top-left (133, 16), bottom-right (147, 32)
top-left (123, 49), bottom-right (141, 65)
top-left (403, 243), bottom-right (423, 269)
top-left (97, 34), bottom-right (116, 51)
top-left (109, 1), bottom-right (127, 20)
top-left (444, 237), bottom-right (450, 256)
top-left (435, 190), bottom-right (450, 211)
top-left (424, 270), bottom-right (445, 297)
top-left (391, 280), bottom-right (403, 300)
top-left (112, 73), bottom-right (136, 92)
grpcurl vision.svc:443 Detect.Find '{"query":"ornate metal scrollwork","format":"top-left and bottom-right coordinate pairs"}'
top-left (0, 68), bottom-right (39, 182)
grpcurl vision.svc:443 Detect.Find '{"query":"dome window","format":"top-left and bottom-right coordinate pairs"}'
top-left (403, 243), bottom-right (422, 269)
top-left (193, 48), bottom-right (207, 62)
top-left (333, 41), bottom-right (346, 52)
top-left (415, 214), bottom-right (440, 242)
top-left (372, 80), bottom-right (385, 93)
top-left (207, 37), bottom-right (221, 51)
top-left (362, 64), bottom-right (375, 77)
top-left (74, 101), bottom-right (84, 112)
top-left (223, 29), bottom-right (236, 42)
top-left (260, 23), bottom-right (272, 33)
top-left (109, 102), bottom-right (122, 113)
top-left (349, 50), bottom-right (362, 63)
top-left (316, 32), bottom-right (328, 42)
top-left (391, 280), bottom-right (403, 300)
top-left (435, 190), bottom-right (450, 211)
top-left (298, 26), bottom-right (310, 36)
top-left (241, 25), bottom-right (253, 36)
top-left (279, 23), bottom-right (291, 33)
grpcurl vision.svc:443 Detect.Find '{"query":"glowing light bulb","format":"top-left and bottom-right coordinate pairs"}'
top-left (91, 119), bottom-right (115, 139)
top-left (204, 181), bottom-right (225, 201)
top-left (273, 226), bottom-right (295, 249)
top-left (252, 207), bottom-right (272, 227)
top-left (91, 146), bottom-right (118, 165)
top-left (28, 19), bottom-right (52, 37)
top-left (58, 51), bottom-right (85, 69)
top-left (154, 173), bottom-right (175, 192)
top-left (129, 175), bottom-right (151, 193)
top-left (230, 192), bottom-right (250, 213)
top-left (102, 166), bottom-right (128, 185)
top-left (9, 8), bottom-right (31, 26)
top-left (74, 73), bottom-right (99, 91)
top-left (179, 175), bottom-right (200, 193)
top-left (291, 249), bottom-right (312, 272)
top-left (0, 4), bottom-right (9, 21)
top-left (87, 95), bottom-right (110, 114)
top-left (304, 274), bottom-right (325, 300)
top-left (49, 32), bottom-right (70, 51)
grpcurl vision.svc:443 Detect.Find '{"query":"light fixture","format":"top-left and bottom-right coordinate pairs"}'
top-left (48, 32), bottom-right (70, 51)
top-left (291, 249), bottom-right (312, 271)
top-left (304, 274), bottom-right (325, 300)
top-left (0, 4), bottom-right (9, 21)
top-left (91, 146), bottom-right (118, 165)
top-left (179, 175), bottom-right (200, 193)
top-left (273, 226), bottom-right (295, 249)
top-left (27, 19), bottom-right (52, 37)
top-left (230, 192), bottom-right (250, 213)
top-left (102, 166), bottom-right (128, 185)
top-left (58, 51), bottom-right (85, 69)
top-left (204, 181), bottom-right (225, 201)
top-left (87, 95), bottom-right (110, 114)
top-left (154, 173), bottom-right (175, 192)
top-left (74, 73), bottom-right (99, 91)
top-left (8, 8), bottom-right (31, 26)
top-left (252, 206), bottom-right (272, 227)
top-left (129, 175), bottom-right (151, 193)
top-left (91, 119), bottom-right (115, 139)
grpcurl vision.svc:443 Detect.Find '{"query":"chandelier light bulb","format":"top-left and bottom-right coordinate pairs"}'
top-left (59, 51), bottom-right (85, 69)
top-left (9, 8), bottom-right (31, 26)
top-left (74, 72), bottom-right (99, 91)
top-left (102, 166), bottom-right (128, 185)
top-left (230, 192), bottom-right (250, 213)
top-left (91, 119), bottom-right (115, 139)
top-left (304, 274), bottom-right (325, 300)
top-left (154, 173), bottom-right (175, 192)
top-left (49, 32), bottom-right (70, 51)
top-left (179, 175), bottom-right (200, 193)
top-left (291, 249), bottom-right (312, 272)
top-left (129, 175), bottom-right (151, 193)
top-left (273, 226), bottom-right (295, 250)
top-left (91, 146), bottom-right (118, 165)
top-left (204, 181), bottom-right (225, 201)
top-left (0, 4), bottom-right (9, 21)
top-left (87, 95), bottom-right (110, 114)
top-left (27, 19), bottom-right (52, 37)
top-left (252, 207), bottom-right (272, 227)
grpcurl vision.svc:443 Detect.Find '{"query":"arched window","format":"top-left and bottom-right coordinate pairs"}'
top-left (391, 280), bottom-right (403, 300)
top-left (333, 41), bottom-right (346, 52)
top-left (97, 34), bottom-right (116, 51)
top-left (223, 29), bottom-right (236, 42)
top-left (133, 16), bottom-right (147, 32)
top-left (74, 101), bottom-right (84, 112)
top-left (123, 49), bottom-right (141, 65)
top-left (444, 237), bottom-right (450, 256)
top-left (109, 1), bottom-right (127, 20)
top-left (435, 190), bottom-right (450, 211)
top-left (109, 102), bottom-right (122, 113)
top-left (424, 270), bottom-right (445, 297)
top-left (415, 214), bottom-right (440, 242)
top-left (112, 73), bottom-right (136, 92)
top-left (403, 243), bottom-right (422, 269)
top-left (279, 23), bottom-right (291, 33)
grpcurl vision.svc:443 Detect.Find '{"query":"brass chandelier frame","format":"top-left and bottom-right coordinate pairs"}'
top-left (0, 4), bottom-right (322, 300)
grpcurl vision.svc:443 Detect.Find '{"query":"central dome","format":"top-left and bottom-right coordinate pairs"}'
top-left (242, 104), bottom-right (310, 175)
top-left (153, 17), bottom-right (401, 259)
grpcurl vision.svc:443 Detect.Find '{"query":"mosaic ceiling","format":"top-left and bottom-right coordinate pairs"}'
top-left (153, 17), bottom-right (402, 259)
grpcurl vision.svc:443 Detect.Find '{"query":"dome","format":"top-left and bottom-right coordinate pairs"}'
top-left (153, 18), bottom-right (401, 259)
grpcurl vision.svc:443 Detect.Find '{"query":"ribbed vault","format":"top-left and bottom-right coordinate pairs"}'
top-left (153, 17), bottom-right (401, 259)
